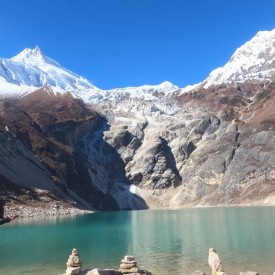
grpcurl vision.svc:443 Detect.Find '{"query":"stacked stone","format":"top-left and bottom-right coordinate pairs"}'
top-left (119, 255), bottom-right (139, 274)
top-left (65, 248), bottom-right (83, 275)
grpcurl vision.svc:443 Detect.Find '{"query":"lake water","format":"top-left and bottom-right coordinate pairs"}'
top-left (1, 207), bottom-right (275, 275)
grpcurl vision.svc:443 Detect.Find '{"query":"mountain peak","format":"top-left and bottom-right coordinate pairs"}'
top-left (12, 46), bottom-right (45, 61)
top-left (32, 45), bottom-right (44, 57)
top-left (204, 28), bottom-right (275, 87)
top-left (0, 47), bottom-right (96, 91)
top-left (158, 81), bottom-right (178, 89)
top-left (11, 46), bottom-right (61, 67)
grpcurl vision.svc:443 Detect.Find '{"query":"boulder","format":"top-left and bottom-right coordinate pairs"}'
top-left (208, 248), bottom-right (224, 273)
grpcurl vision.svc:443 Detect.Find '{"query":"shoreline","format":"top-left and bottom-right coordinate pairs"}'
top-left (4, 200), bottom-right (275, 219)
top-left (5, 202), bottom-right (95, 218)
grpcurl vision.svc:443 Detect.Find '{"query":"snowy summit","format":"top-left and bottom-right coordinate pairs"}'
top-left (0, 46), bottom-right (96, 92)
top-left (204, 29), bottom-right (275, 87)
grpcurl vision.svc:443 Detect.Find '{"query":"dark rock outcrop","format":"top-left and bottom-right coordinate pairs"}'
top-left (0, 87), bottom-right (148, 211)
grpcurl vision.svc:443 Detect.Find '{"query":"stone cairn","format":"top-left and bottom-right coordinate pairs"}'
top-left (119, 255), bottom-right (139, 274)
top-left (65, 248), bottom-right (83, 275)
top-left (208, 248), bottom-right (227, 275)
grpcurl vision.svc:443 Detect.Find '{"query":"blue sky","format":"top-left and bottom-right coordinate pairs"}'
top-left (1, 0), bottom-right (275, 89)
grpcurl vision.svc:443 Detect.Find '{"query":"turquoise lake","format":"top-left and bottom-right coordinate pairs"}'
top-left (1, 207), bottom-right (275, 275)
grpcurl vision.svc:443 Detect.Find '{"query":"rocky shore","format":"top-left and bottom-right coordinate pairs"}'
top-left (4, 200), bottom-right (275, 220)
top-left (62, 248), bottom-right (263, 275)
top-left (63, 250), bottom-right (152, 275)
top-left (4, 202), bottom-right (94, 218)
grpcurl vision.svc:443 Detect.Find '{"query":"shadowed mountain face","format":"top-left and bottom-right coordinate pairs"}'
top-left (0, 87), bottom-right (148, 210)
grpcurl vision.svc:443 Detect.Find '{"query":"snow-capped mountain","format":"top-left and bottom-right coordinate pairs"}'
top-left (204, 29), bottom-right (275, 87)
top-left (1, 28), bottom-right (275, 100)
top-left (0, 46), bottom-right (96, 93)
top-left (0, 46), bottom-right (179, 102)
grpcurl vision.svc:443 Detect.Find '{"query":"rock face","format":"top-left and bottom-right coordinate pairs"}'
top-left (1, 76), bottom-right (275, 210)
top-left (95, 80), bottom-right (275, 208)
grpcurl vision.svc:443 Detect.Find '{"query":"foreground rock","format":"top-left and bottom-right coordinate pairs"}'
top-left (62, 248), bottom-right (268, 275)
top-left (208, 248), bottom-right (227, 275)
top-left (63, 250), bottom-right (152, 275)
top-left (118, 255), bottom-right (152, 275)
top-left (189, 271), bottom-right (206, 275)
top-left (65, 248), bottom-right (83, 275)
top-left (86, 269), bottom-right (121, 275)
top-left (119, 255), bottom-right (139, 274)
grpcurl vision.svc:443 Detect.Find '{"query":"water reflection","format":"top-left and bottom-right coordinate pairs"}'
top-left (1, 207), bottom-right (275, 274)
top-left (127, 207), bottom-right (275, 274)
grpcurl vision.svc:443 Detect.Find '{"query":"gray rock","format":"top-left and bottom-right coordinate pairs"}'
top-left (189, 271), bottom-right (206, 275)
top-left (240, 272), bottom-right (259, 275)
top-left (86, 269), bottom-right (122, 275)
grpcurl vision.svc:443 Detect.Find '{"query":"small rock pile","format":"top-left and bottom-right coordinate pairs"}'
top-left (64, 248), bottom-right (82, 275)
top-left (119, 255), bottom-right (139, 274)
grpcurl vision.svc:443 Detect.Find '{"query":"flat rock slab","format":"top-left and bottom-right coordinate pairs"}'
top-left (86, 269), bottom-right (122, 275)
top-left (189, 271), bottom-right (207, 275)
top-left (65, 267), bottom-right (81, 275)
top-left (240, 272), bottom-right (259, 275)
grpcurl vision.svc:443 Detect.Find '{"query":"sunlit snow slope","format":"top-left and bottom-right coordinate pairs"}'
top-left (204, 29), bottom-right (275, 87)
